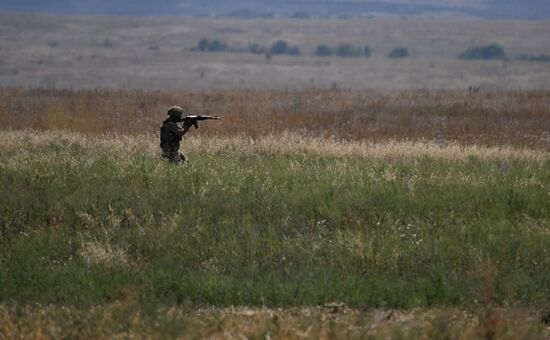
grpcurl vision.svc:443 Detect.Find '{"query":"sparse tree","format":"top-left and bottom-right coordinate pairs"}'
top-left (198, 38), bottom-right (209, 51)
top-left (336, 43), bottom-right (360, 57)
top-left (388, 47), bottom-right (409, 58)
top-left (270, 40), bottom-right (289, 55)
top-left (103, 39), bottom-right (114, 48)
top-left (207, 40), bottom-right (227, 52)
top-left (315, 45), bottom-right (333, 57)
top-left (248, 43), bottom-right (265, 54)
top-left (460, 43), bottom-right (506, 60)
top-left (197, 38), bottom-right (227, 52)
top-left (364, 46), bottom-right (371, 58)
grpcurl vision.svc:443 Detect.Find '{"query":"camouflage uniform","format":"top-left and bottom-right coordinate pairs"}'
top-left (160, 106), bottom-right (188, 164)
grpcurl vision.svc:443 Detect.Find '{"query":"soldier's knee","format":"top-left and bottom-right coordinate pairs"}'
top-left (161, 149), bottom-right (187, 164)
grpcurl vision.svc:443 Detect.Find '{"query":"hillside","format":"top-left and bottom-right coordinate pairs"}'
top-left (1, 12), bottom-right (550, 90)
top-left (1, 0), bottom-right (550, 19)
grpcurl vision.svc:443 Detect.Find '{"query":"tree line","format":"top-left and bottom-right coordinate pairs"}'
top-left (194, 39), bottom-right (550, 62)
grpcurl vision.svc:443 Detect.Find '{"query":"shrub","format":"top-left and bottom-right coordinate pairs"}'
top-left (364, 46), bottom-right (371, 58)
top-left (198, 38), bottom-right (209, 51)
top-left (336, 43), bottom-right (361, 57)
top-left (519, 54), bottom-right (550, 62)
top-left (248, 43), bottom-right (265, 54)
top-left (197, 38), bottom-right (228, 53)
top-left (207, 40), bottom-right (227, 52)
top-left (269, 40), bottom-right (301, 56)
top-left (103, 39), bottom-right (114, 48)
top-left (388, 47), bottom-right (409, 58)
top-left (459, 44), bottom-right (506, 60)
top-left (270, 40), bottom-right (289, 55)
top-left (315, 45), bottom-right (333, 57)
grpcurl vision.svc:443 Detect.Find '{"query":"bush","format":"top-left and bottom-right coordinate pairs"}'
top-left (197, 38), bottom-right (228, 53)
top-left (198, 38), bottom-right (209, 51)
top-left (248, 43), bottom-right (265, 54)
top-left (269, 40), bottom-right (301, 56)
top-left (315, 45), bottom-right (333, 57)
top-left (388, 47), bottom-right (409, 59)
top-left (459, 44), bottom-right (506, 60)
top-left (335, 43), bottom-right (361, 57)
top-left (519, 54), bottom-right (550, 62)
top-left (364, 46), bottom-right (371, 58)
top-left (208, 40), bottom-right (227, 52)
top-left (270, 40), bottom-right (289, 55)
top-left (315, 43), bottom-right (369, 58)
top-left (102, 39), bottom-right (114, 48)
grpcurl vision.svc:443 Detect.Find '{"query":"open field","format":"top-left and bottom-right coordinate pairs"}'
top-left (1, 305), bottom-right (547, 339)
top-left (1, 87), bottom-right (550, 149)
top-left (1, 129), bottom-right (549, 338)
top-left (1, 86), bottom-right (549, 338)
top-left (2, 12), bottom-right (550, 90)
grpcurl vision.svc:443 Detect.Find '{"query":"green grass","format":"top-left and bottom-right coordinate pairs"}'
top-left (1, 133), bottom-right (549, 310)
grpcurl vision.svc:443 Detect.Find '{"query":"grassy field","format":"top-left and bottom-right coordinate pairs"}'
top-left (1, 305), bottom-right (546, 339)
top-left (1, 87), bottom-right (549, 149)
top-left (1, 86), bottom-right (549, 337)
top-left (2, 12), bottom-right (550, 90)
top-left (1, 129), bottom-right (549, 338)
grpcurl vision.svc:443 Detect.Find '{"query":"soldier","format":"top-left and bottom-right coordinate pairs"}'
top-left (160, 106), bottom-right (191, 164)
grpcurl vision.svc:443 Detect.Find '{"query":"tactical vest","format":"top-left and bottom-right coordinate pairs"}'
top-left (160, 119), bottom-right (182, 150)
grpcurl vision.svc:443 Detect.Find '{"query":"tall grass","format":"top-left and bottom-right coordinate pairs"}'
top-left (1, 131), bottom-right (548, 310)
top-left (1, 87), bottom-right (549, 148)
top-left (0, 305), bottom-right (547, 339)
top-left (1, 86), bottom-right (549, 337)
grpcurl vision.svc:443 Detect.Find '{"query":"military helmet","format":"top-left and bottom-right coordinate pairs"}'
top-left (167, 106), bottom-right (184, 117)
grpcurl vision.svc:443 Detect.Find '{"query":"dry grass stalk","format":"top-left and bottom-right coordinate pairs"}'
top-left (1, 129), bottom-right (547, 161)
top-left (0, 305), bottom-right (546, 339)
top-left (79, 241), bottom-right (129, 267)
top-left (1, 88), bottom-right (549, 149)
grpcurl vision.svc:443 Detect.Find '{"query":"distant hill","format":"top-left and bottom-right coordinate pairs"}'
top-left (1, 0), bottom-right (550, 19)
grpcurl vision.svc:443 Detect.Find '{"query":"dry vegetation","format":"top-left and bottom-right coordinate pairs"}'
top-left (1, 86), bottom-right (549, 338)
top-left (1, 87), bottom-right (549, 149)
top-left (2, 129), bottom-right (548, 162)
top-left (2, 12), bottom-right (550, 90)
top-left (2, 10), bottom-right (550, 338)
top-left (1, 305), bottom-right (547, 339)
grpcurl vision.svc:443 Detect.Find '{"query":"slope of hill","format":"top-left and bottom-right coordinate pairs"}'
top-left (1, 0), bottom-right (550, 19)
top-left (2, 12), bottom-right (550, 90)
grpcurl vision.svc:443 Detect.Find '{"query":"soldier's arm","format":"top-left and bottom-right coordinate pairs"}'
top-left (166, 121), bottom-right (191, 137)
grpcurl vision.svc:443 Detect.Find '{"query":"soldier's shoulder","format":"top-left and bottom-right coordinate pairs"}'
top-left (163, 120), bottom-right (182, 132)
top-left (162, 120), bottom-right (179, 128)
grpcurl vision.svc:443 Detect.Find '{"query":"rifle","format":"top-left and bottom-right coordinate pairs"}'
top-left (179, 115), bottom-right (220, 129)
